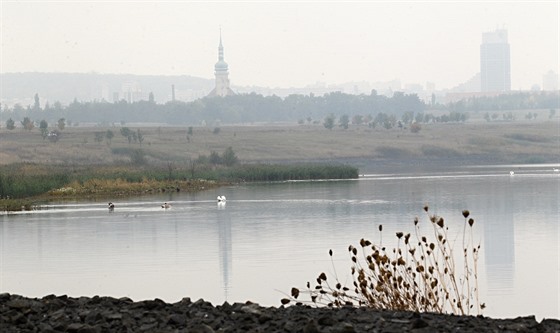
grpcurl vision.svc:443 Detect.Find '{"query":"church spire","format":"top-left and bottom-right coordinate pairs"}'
top-left (208, 28), bottom-right (235, 97)
top-left (218, 27), bottom-right (224, 62)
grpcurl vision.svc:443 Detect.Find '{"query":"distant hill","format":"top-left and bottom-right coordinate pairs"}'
top-left (0, 72), bottom-right (215, 107)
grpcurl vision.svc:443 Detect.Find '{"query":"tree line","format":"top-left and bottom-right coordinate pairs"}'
top-left (1, 90), bottom-right (557, 129)
top-left (0, 91), bottom-right (425, 126)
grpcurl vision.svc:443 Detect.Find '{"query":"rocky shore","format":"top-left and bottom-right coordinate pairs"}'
top-left (1, 294), bottom-right (559, 333)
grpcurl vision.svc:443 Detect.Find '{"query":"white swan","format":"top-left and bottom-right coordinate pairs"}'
top-left (161, 202), bottom-right (171, 209)
top-left (553, 168), bottom-right (559, 173)
top-left (509, 171), bottom-right (515, 176)
top-left (217, 195), bottom-right (226, 202)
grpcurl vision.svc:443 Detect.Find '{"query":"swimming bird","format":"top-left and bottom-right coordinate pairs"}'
top-left (553, 168), bottom-right (559, 173)
top-left (108, 202), bottom-right (115, 211)
top-left (161, 202), bottom-right (171, 209)
top-left (217, 195), bottom-right (226, 202)
top-left (509, 171), bottom-right (515, 176)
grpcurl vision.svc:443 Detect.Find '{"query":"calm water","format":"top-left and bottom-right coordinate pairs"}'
top-left (1, 165), bottom-right (558, 319)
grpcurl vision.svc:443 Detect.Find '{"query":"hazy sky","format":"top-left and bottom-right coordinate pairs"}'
top-left (1, 1), bottom-right (558, 90)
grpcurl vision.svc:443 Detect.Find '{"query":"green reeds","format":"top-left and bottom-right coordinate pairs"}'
top-left (0, 162), bottom-right (358, 211)
top-left (283, 207), bottom-right (484, 316)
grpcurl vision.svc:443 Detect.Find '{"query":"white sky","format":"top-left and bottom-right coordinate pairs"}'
top-left (1, 1), bottom-right (559, 90)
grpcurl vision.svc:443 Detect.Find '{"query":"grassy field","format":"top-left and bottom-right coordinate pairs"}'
top-left (0, 116), bottom-right (558, 167)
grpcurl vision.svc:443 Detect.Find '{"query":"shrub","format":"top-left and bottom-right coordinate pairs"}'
top-left (283, 207), bottom-right (484, 316)
top-left (410, 122), bottom-right (421, 133)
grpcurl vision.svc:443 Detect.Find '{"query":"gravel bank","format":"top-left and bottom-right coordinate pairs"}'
top-left (1, 294), bottom-right (559, 332)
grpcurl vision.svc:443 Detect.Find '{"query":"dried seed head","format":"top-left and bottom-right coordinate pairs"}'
top-left (414, 217), bottom-right (419, 225)
top-left (424, 205), bottom-right (429, 212)
top-left (291, 287), bottom-right (300, 299)
top-left (329, 249), bottom-right (333, 256)
top-left (468, 218), bottom-right (474, 227)
top-left (396, 232), bottom-right (404, 239)
top-left (379, 224), bottom-right (383, 232)
top-left (437, 217), bottom-right (444, 228)
top-left (319, 272), bottom-right (327, 281)
top-left (462, 210), bottom-right (470, 218)
top-left (281, 298), bottom-right (290, 305)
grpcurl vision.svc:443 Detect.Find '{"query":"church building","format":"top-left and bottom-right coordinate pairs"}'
top-left (208, 32), bottom-right (235, 97)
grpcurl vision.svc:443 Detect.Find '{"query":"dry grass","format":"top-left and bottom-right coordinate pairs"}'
top-left (0, 119), bottom-right (558, 166)
top-left (282, 207), bottom-right (484, 316)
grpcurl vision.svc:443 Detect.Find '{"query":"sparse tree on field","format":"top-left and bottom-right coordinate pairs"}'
top-left (338, 114), bottom-right (350, 129)
top-left (323, 114), bottom-right (335, 130)
top-left (549, 109), bottom-right (556, 119)
top-left (209, 151), bottom-right (222, 165)
top-left (33, 93), bottom-right (41, 111)
top-left (94, 132), bottom-right (104, 144)
top-left (187, 127), bottom-right (193, 136)
top-left (21, 117), bottom-right (34, 131)
top-left (39, 120), bottom-right (49, 139)
top-left (120, 127), bottom-right (132, 143)
top-left (137, 129), bottom-right (144, 144)
top-left (6, 118), bottom-right (15, 130)
top-left (105, 129), bottom-right (114, 145)
top-left (58, 118), bottom-right (66, 130)
top-left (222, 146), bottom-right (239, 166)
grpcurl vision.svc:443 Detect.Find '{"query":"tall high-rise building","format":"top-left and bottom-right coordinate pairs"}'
top-left (480, 29), bottom-right (511, 92)
top-left (208, 31), bottom-right (235, 97)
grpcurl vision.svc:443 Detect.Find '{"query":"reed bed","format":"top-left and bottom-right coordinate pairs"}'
top-left (0, 162), bottom-right (358, 211)
top-left (283, 207), bottom-right (484, 316)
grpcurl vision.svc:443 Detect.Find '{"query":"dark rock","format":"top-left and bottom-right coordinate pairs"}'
top-left (304, 318), bottom-right (320, 333)
top-left (2, 294), bottom-right (560, 333)
top-left (168, 313), bottom-right (186, 326)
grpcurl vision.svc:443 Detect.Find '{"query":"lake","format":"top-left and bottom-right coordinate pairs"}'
top-left (1, 164), bottom-right (558, 320)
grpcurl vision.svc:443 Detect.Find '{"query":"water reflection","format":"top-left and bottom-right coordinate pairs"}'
top-left (216, 202), bottom-right (232, 301)
top-left (482, 177), bottom-right (515, 295)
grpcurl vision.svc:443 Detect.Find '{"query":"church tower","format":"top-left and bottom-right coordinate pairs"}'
top-left (208, 30), bottom-right (235, 97)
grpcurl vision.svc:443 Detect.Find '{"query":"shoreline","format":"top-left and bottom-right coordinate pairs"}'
top-left (1, 294), bottom-right (559, 332)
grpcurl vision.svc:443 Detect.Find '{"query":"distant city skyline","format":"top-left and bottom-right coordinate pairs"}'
top-left (1, 1), bottom-right (559, 92)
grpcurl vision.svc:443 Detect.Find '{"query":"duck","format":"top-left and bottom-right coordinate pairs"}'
top-left (108, 202), bottom-right (115, 210)
top-left (217, 195), bottom-right (226, 202)
top-left (161, 202), bottom-right (171, 209)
